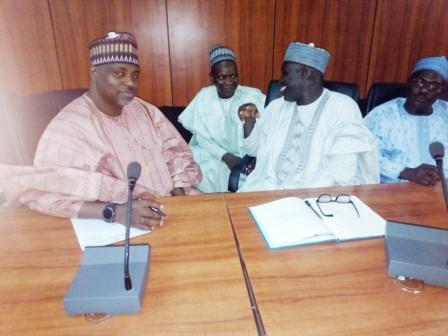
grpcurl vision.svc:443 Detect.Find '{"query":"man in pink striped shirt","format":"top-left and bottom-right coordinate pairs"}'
top-left (0, 32), bottom-right (201, 229)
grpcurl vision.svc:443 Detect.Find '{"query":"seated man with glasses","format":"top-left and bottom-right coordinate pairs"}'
top-left (365, 56), bottom-right (448, 186)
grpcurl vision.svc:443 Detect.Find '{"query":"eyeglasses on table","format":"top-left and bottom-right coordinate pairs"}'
top-left (316, 194), bottom-right (360, 218)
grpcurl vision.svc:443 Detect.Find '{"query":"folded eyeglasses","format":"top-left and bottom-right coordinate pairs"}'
top-left (316, 194), bottom-right (360, 218)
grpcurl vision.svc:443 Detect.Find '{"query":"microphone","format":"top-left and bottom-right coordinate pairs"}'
top-left (127, 161), bottom-right (142, 192)
top-left (64, 160), bottom-right (150, 315)
top-left (125, 161), bottom-right (142, 290)
top-left (429, 142), bottom-right (448, 210)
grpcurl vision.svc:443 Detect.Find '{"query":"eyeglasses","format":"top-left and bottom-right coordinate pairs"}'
top-left (411, 77), bottom-right (444, 91)
top-left (316, 194), bottom-right (359, 218)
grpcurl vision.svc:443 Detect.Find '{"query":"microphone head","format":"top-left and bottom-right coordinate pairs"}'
top-left (429, 142), bottom-right (445, 160)
top-left (127, 161), bottom-right (142, 181)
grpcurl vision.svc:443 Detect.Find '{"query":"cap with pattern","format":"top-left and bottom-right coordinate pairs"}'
top-left (210, 45), bottom-right (236, 67)
top-left (89, 32), bottom-right (139, 66)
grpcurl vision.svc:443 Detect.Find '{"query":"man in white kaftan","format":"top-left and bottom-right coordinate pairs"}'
top-left (179, 45), bottom-right (265, 192)
top-left (365, 56), bottom-right (448, 185)
top-left (238, 42), bottom-right (379, 192)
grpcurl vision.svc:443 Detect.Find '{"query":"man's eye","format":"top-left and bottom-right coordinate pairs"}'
top-left (231, 75), bottom-right (237, 79)
top-left (218, 76), bottom-right (224, 80)
top-left (115, 72), bottom-right (124, 78)
top-left (132, 73), bottom-right (140, 80)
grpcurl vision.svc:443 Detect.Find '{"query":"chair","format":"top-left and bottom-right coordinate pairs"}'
top-left (158, 106), bottom-right (192, 142)
top-left (365, 82), bottom-right (407, 115)
top-left (442, 85), bottom-right (448, 102)
top-left (264, 79), bottom-right (360, 107)
top-left (0, 88), bottom-right (88, 165)
top-left (228, 79), bottom-right (361, 192)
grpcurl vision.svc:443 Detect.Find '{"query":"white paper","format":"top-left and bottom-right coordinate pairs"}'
top-left (70, 218), bottom-right (151, 251)
top-left (307, 196), bottom-right (386, 240)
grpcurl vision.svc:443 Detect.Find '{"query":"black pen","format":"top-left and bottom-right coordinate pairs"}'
top-left (149, 206), bottom-right (167, 217)
top-left (305, 200), bottom-right (322, 219)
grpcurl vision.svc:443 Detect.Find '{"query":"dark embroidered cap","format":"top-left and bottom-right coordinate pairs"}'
top-left (89, 32), bottom-right (139, 66)
top-left (210, 45), bottom-right (236, 67)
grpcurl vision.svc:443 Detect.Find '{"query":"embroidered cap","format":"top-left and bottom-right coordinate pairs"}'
top-left (89, 32), bottom-right (139, 66)
top-left (210, 45), bottom-right (237, 67)
top-left (412, 56), bottom-right (448, 81)
top-left (284, 42), bottom-right (330, 74)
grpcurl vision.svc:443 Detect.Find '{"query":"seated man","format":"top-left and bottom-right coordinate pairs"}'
top-left (0, 32), bottom-right (202, 228)
top-left (364, 56), bottom-right (448, 185)
top-left (178, 45), bottom-right (265, 192)
top-left (238, 42), bottom-right (378, 192)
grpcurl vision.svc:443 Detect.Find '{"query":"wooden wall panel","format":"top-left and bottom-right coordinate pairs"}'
top-left (48, 0), bottom-right (172, 106)
top-left (167, 0), bottom-right (275, 106)
top-left (274, 0), bottom-right (377, 96)
top-left (367, 0), bottom-right (448, 89)
top-left (0, 0), bottom-right (62, 95)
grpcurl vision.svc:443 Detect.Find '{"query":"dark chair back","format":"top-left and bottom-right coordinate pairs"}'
top-left (158, 106), bottom-right (192, 142)
top-left (264, 80), bottom-right (360, 107)
top-left (0, 89), bottom-right (87, 165)
top-left (365, 82), bottom-right (407, 115)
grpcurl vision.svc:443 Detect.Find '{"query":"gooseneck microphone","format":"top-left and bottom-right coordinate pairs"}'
top-left (429, 142), bottom-right (448, 210)
top-left (127, 161), bottom-right (142, 192)
top-left (124, 161), bottom-right (142, 290)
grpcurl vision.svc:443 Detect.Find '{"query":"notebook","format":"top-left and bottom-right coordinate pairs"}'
top-left (249, 196), bottom-right (386, 249)
top-left (71, 218), bottom-right (151, 251)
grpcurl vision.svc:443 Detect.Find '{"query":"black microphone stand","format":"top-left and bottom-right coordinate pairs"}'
top-left (435, 159), bottom-right (448, 210)
top-left (124, 180), bottom-right (134, 290)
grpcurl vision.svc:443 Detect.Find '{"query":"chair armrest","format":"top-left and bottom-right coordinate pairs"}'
top-left (228, 155), bottom-right (256, 192)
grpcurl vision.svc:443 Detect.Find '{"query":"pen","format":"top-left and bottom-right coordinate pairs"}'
top-left (305, 200), bottom-right (322, 219)
top-left (149, 206), bottom-right (167, 217)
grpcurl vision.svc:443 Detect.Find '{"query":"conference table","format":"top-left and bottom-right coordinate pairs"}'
top-left (1, 183), bottom-right (448, 335)
top-left (0, 194), bottom-right (257, 335)
top-left (225, 183), bottom-right (448, 335)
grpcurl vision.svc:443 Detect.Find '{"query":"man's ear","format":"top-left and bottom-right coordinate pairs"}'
top-left (209, 70), bottom-right (215, 84)
top-left (300, 66), bottom-right (312, 80)
top-left (90, 66), bottom-right (98, 81)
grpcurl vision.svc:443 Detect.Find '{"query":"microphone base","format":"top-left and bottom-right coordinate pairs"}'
top-left (385, 221), bottom-right (448, 288)
top-left (64, 244), bottom-right (150, 316)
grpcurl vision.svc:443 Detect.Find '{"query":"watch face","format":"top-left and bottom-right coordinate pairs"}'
top-left (103, 205), bottom-right (115, 222)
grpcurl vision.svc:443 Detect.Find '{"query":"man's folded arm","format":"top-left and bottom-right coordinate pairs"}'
top-left (153, 108), bottom-right (202, 190)
top-left (0, 164), bottom-right (131, 217)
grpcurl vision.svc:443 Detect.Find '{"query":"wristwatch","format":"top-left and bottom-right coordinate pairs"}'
top-left (102, 203), bottom-right (118, 223)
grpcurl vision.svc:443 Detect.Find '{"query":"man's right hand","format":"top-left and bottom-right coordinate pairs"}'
top-left (238, 103), bottom-right (260, 137)
top-left (115, 192), bottom-right (166, 230)
top-left (238, 103), bottom-right (260, 123)
top-left (399, 164), bottom-right (441, 186)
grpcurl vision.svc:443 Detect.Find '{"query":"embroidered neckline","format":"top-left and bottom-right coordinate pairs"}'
top-left (275, 90), bottom-right (330, 184)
